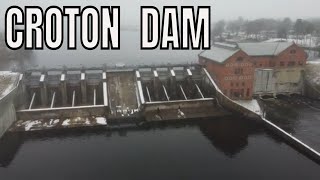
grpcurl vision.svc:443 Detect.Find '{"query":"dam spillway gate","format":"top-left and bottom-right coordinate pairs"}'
top-left (136, 66), bottom-right (226, 120)
top-left (12, 65), bottom-right (228, 131)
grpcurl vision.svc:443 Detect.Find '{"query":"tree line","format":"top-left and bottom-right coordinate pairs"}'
top-left (213, 17), bottom-right (320, 40)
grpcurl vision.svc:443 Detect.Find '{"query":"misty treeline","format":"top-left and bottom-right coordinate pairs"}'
top-left (0, 32), bottom-right (33, 70)
top-left (212, 17), bottom-right (320, 41)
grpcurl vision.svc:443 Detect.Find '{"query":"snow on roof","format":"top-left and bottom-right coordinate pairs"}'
top-left (214, 42), bottom-right (238, 49)
top-left (200, 42), bottom-right (295, 63)
top-left (199, 45), bottom-right (240, 63)
top-left (238, 42), bottom-right (293, 56)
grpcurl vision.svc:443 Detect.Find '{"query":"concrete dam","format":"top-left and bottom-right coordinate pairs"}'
top-left (3, 65), bottom-right (228, 132)
top-left (1, 64), bottom-right (320, 165)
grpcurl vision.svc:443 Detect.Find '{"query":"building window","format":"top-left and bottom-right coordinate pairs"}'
top-left (280, 62), bottom-right (285, 66)
top-left (236, 83), bottom-right (239, 87)
top-left (231, 82), bottom-right (234, 87)
top-left (242, 82), bottom-right (245, 86)
top-left (269, 61), bottom-right (275, 67)
top-left (234, 68), bottom-right (243, 75)
top-left (290, 50), bottom-right (296, 54)
top-left (236, 57), bottom-right (244, 62)
top-left (246, 88), bottom-right (250, 97)
top-left (288, 61), bottom-right (295, 67)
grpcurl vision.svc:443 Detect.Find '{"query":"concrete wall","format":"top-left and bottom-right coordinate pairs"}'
top-left (254, 67), bottom-right (304, 96)
top-left (275, 68), bottom-right (304, 94)
top-left (0, 87), bottom-right (19, 138)
top-left (0, 73), bottom-right (28, 138)
top-left (144, 99), bottom-right (215, 112)
top-left (17, 106), bottom-right (107, 120)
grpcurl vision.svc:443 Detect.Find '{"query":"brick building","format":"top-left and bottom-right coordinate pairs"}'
top-left (199, 42), bottom-right (307, 100)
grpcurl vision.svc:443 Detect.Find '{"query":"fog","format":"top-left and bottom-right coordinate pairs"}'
top-left (213, 0), bottom-right (320, 20)
top-left (0, 0), bottom-right (319, 69)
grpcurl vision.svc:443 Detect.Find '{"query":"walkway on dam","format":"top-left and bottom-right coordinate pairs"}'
top-left (107, 71), bottom-right (139, 118)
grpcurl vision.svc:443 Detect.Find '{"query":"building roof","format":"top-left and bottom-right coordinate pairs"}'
top-left (199, 44), bottom-right (240, 63)
top-left (200, 42), bottom-right (296, 64)
top-left (238, 42), bottom-right (294, 56)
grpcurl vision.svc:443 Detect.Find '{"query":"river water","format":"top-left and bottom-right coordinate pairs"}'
top-left (0, 30), bottom-right (320, 179)
top-left (0, 118), bottom-right (319, 179)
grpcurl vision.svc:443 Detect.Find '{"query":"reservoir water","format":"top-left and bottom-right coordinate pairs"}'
top-left (9, 30), bottom-right (202, 69)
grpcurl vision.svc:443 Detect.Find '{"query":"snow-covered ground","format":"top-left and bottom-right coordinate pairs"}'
top-left (264, 36), bottom-right (320, 48)
top-left (12, 116), bottom-right (109, 132)
top-left (96, 117), bottom-right (107, 125)
top-left (24, 120), bottom-right (42, 131)
top-left (46, 119), bottom-right (60, 127)
top-left (307, 59), bottom-right (320, 64)
top-left (0, 71), bottom-right (19, 99)
top-left (62, 119), bottom-right (71, 126)
top-left (306, 59), bottom-right (320, 86)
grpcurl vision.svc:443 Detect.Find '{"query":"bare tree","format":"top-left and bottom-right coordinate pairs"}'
top-left (212, 20), bottom-right (226, 41)
top-left (277, 18), bottom-right (292, 39)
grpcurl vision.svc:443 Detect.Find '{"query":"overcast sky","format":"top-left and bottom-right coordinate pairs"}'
top-left (0, 0), bottom-right (319, 29)
top-left (214, 0), bottom-right (320, 20)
